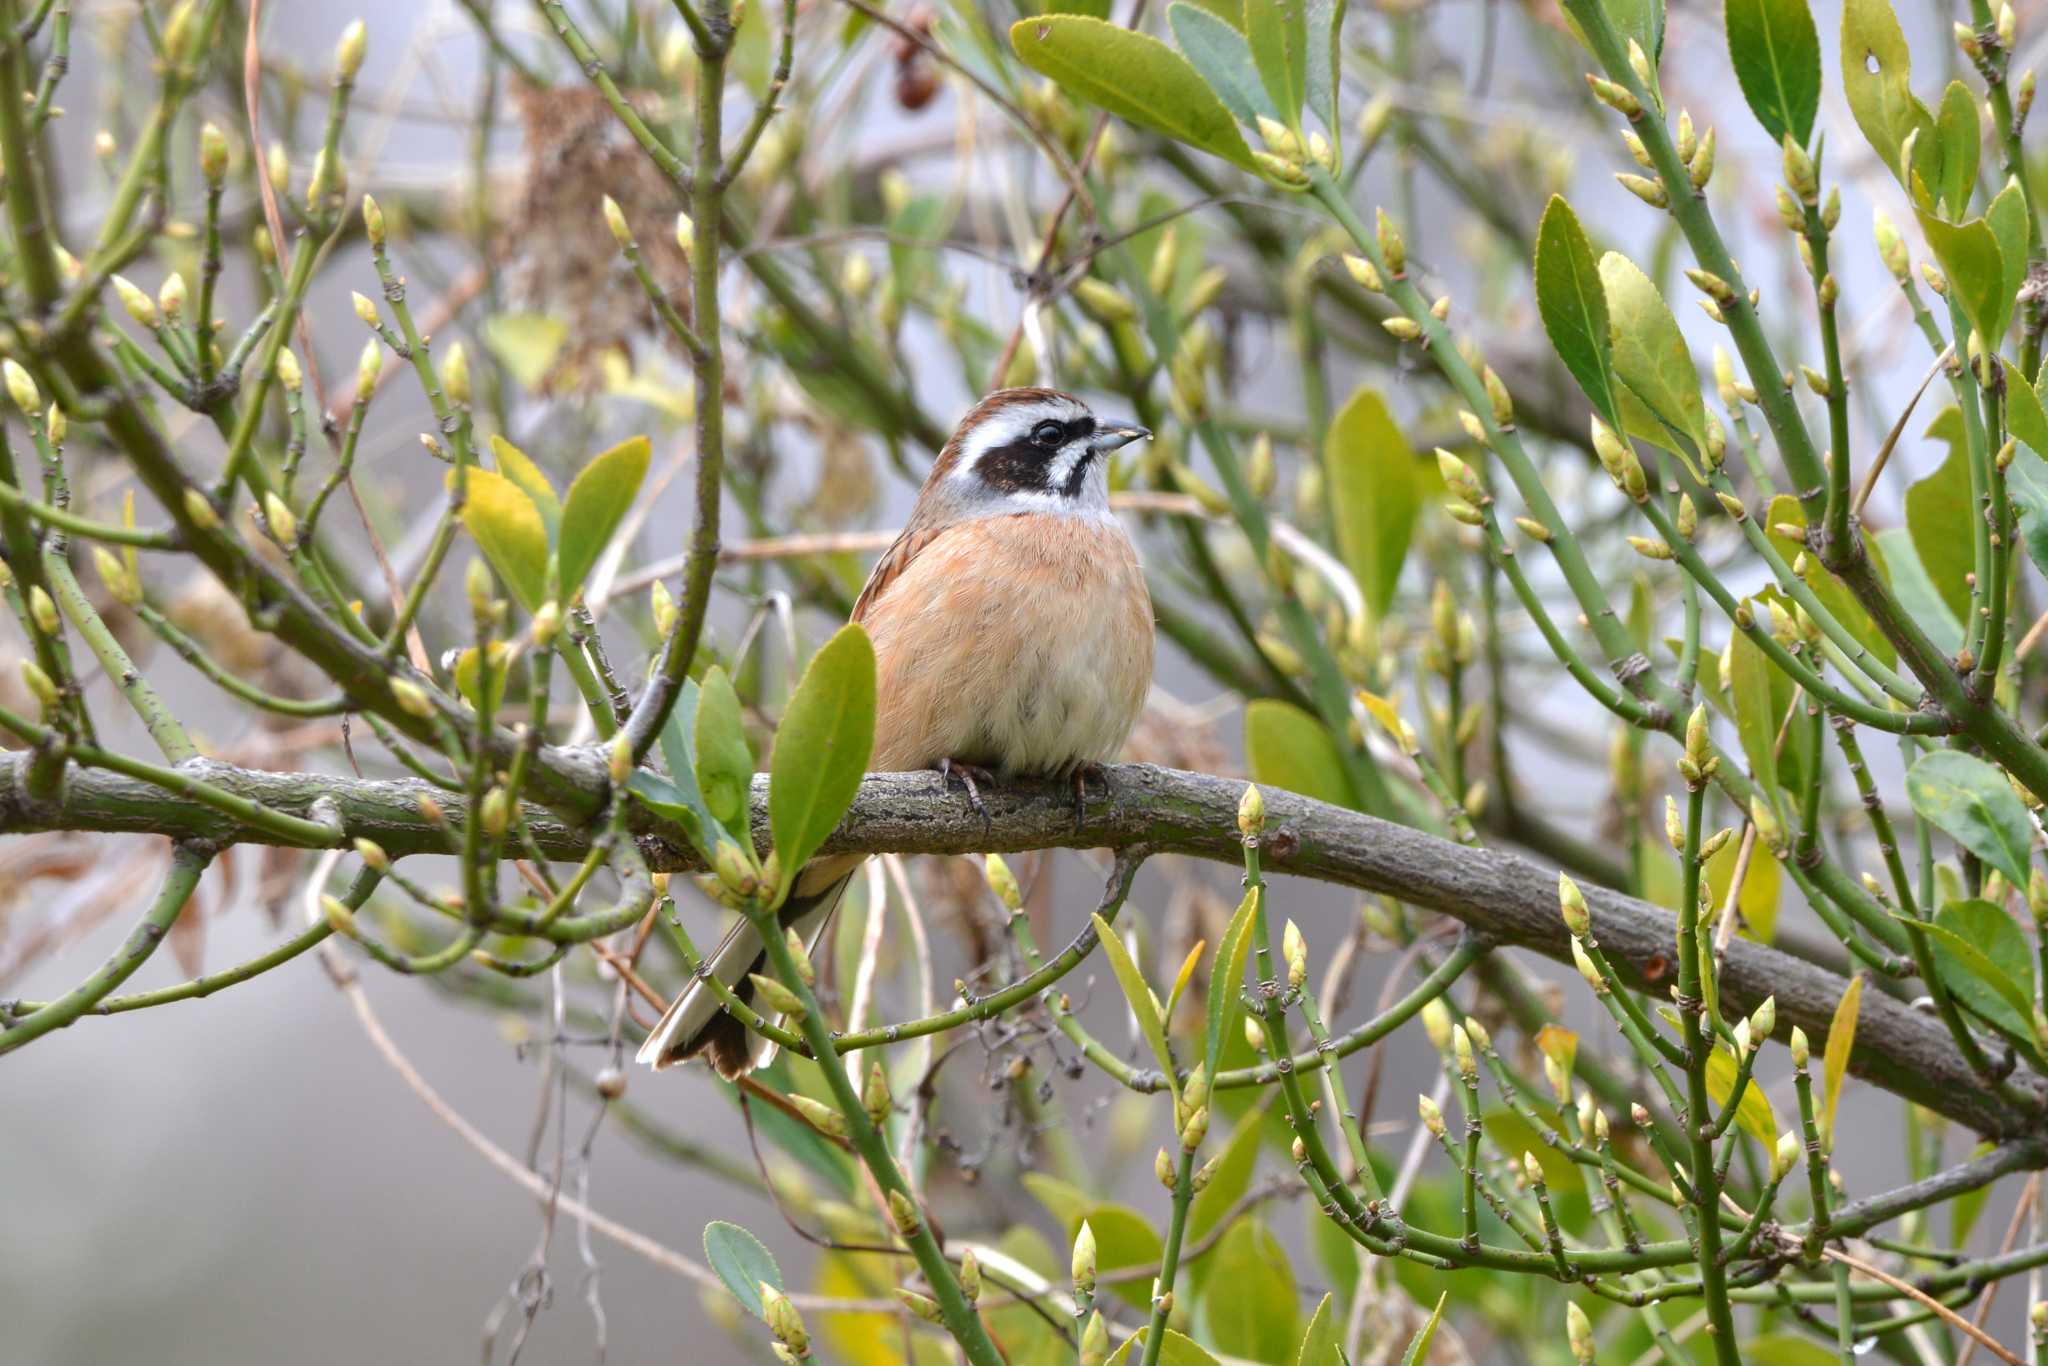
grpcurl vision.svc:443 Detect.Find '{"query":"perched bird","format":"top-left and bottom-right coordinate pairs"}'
top-left (637, 387), bottom-right (1155, 1075)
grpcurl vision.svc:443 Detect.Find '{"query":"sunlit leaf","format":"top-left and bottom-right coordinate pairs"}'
top-left (487, 434), bottom-right (562, 536)
top-left (704, 1220), bottom-right (783, 1318)
top-left (1706, 829), bottom-right (1782, 944)
top-left (1164, 939), bottom-right (1206, 1030)
top-left (768, 624), bottom-right (877, 881)
top-left (1917, 211), bottom-right (2012, 345)
top-left (1599, 251), bottom-right (1708, 464)
top-left (1724, 0), bottom-right (1819, 144)
top-left (1905, 750), bottom-right (2034, 889)
top-left (1206, 884), bottom-right (1261, 1076)
top-left (1009, 16), bottom-right (1259, 172)
top-left (1821, 974), bottom-right (1862, 1141)
top-left (556, 434), bottom-right (650, 600)
top-left (1705, 1047), bottom-right (1776, 1149)
top-left (454, 466), bottom-right (549, 611)
top-left (1325, 386), bottom-right (1421, 622)
top-left (1105, 1329), bottom-right (1223, 1365)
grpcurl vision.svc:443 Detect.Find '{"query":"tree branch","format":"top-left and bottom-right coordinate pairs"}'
top-left (3, 754), bottom-right (2043, 1137)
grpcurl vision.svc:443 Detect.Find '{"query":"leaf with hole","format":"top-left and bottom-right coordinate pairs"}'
top-left (1905, 750), bottom-right (2034, 890)
top-left (768, 624), bottom-right (877, 882)
top-left (1009, 16), bottom-right (1259, 173)
top-left (1840, 0), bottom-right (1932, 179)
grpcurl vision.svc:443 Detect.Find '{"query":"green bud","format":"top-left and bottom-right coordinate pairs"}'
top-left (1072, 1219), bottom-right (1098, 1294)
top-left (1155, 1146), bottom-right (1178, 1190)
top-left (1237, 783), bottom-right (1265, 840)
top-left (674, 212), bottom-right (695, 257)
top-left (1772, 1130), bottom-right (1800, 1181)
top-left (442, 342), bottom-right (470, 406)
top-left (321, 894), bottom-right (358, 938)
top-left (1079, 1311), bottom-right (1109, 1366)
top-left (862, 1059), bottom-right (890, 1124)
top-left (388, 677), bottom-right (435, 720)
top-left (111, 275), bottom-right (158, 328)
top-left (91, 545), bottom-right (139, 608)
top-left (20, 658), bottom-right (58, 709)
top-left (1342, 253), bottom-right (1383, 292)
top-left (1283, 918), bottom-right (1307, 988)
top-left (1750, 995), bottom-right (1776, 1042)
top-left (1782, 134), bottom-right (1818, 202)
top-left (958, 1247), bottom-right (981, 1303)
top-left (1180, 1103), bottom-right (1209, 1151)
top-left (893, 1289), bottom-right (943, 1324)
top-left (1615, 172), bottom-right (1668, 208)
top-left (983, 853), bottom-right (1022, 912)
top-left (1566, 1302), bottom-right (1595, 1363)
top-left (1789, 1025), bottom-right (1810, 1068)
top-left (1571, 937), bottom-right (1608, 995)
top-left (200, 122), bottom-right (229, 184)
top-left (1452, 1023), bottom-right (1477, 1079)
top-left (788, 1094), bottom-right (846, 1138)
top-left (1750, 797), bottom-right (1786, 852)
top-left (1585, 74), bottom-right (1640, 116)
top-left (3, 360), bottom-right (38, 416)
top-left (27, 584), bottom-right (58, 636)
top-left (1072, 277), bottom-right (1134, 326)
top-left (749, 972), bottom-right (807, 1017)
top-left (262, 492), bottom-right (299, 551)
top-left (157, 272), bottom-right (187, 322)
top-left (1376, 208), bottom-right (1406, 277)
top-left (335, 19), bottom-right (368, 79)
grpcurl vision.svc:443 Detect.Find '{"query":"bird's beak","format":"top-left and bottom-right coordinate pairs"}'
top-left (1091, 422), bottom-right (1151, 452)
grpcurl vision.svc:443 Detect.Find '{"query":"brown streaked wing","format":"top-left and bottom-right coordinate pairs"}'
top-left (850, 521), bottom-right (944, 625)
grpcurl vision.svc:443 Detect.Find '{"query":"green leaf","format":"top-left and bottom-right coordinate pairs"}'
top-left (1200, 1219), bottom-right (1298, 1361)
top-left (1726, 613), bottom-right (1809, 804)
top-left (1933, 81), bottom-right (1981, 218)
top-left (694, 665), bottom-right (755, 831)
top-left (703, 1221), bottom-right (783, 1318)
top-left (1105, 1330), bottom-right (1223, 1366)
top-left (1761, 495), bottom-right (1895, 670)
top-left (2003, 447), bottom-right (2048, 582)
top-left (1821, 974), bottom-right (1861, 1140)
top-left (1297, 1294), bottom-right (1340, 1366)
top-left (1534, 197), bottom-right (1623, 434)
top-left (2005, 371), bottom-right (2048, 459)
top-left (1325, 386), bottom-right (1421, 622)
top-left (1186, 1105), bottom-right (1265, 1296)
top-left (455, 466), bottom-right (549, 611)
top-left (1873, 526), bottom-right (1964, 653)
top-left (1989, 182), bottom-right (2032, 312)
top-left (1723, 0), bottom-right (1819, 144)
top-left (646, 677), bottom-right (721, 857)
top-left (488, 433), bottom-right (562, 537)
top-left (1599, 251), bottom-right (1708, 463)
top-left (1951, 1141), bottom-right (1997, 1246)
top-left (1243, 0), bottom-right (1307, 127)
top-left (556, 434), bottom-right (650, 600)
top-left (1905, 750), bottom-right (2035, 889)
top-left (1245, 699), bottom-right (1358, 809)
top-left (1302, 0), bottom-right (1341, 138)
top-left (1398, 1292), bottom-right (1448, 1366)
top-left (768, 624), bottom-right (878, 880)
top-left (1745, 1334), bottom-right (1843, 1366)
top-left (1923, 900), bottom-right (2040, 1051)
top-left (1169, 4), bottom-right (1279, 127)
top-left (1009, 16), bottom-right (1259, 172)
top-left (1917, 212), bottom-right (2013, 345)
top-left (1704, 1047), bottom-right (1777, 1149)
top-left (626, 770), bottom-right (709, 856)
top-left (1840, 0), bottom-right (1931, 179)
top-left (1092, 912), bottom-right (1180, 1101)
top-left (1905, 411), bottom-right (1976, 629)
top-left (1019, 1180), bottom-right (1164, 1312)
top-left (1206, 884), bottom-right (1261, 1076)
top-left (480, 312), bottom-right (567, 390)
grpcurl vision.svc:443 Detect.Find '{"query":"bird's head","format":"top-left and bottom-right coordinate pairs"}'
top-left (929, 388), bottom-right (1149, 517)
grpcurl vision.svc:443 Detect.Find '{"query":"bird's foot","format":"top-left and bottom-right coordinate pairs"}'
top-left (936, 757), bottom-right (996, 837)
top-left (1071, 762), bottom-right (1111, 831)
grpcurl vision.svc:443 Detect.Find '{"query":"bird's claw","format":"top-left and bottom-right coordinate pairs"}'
top-left (1071, 762), bottom-right (1111, 832)
top-left (937, 757), bottom-right (995, 837)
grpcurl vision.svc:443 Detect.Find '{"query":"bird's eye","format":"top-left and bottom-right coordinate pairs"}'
top-left (1031, 421), bottom-right (1065, 447)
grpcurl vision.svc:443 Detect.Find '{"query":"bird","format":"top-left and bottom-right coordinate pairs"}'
top-left (636, 387), bottom-right (1155, 1075)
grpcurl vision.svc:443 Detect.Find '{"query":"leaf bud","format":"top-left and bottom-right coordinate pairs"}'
top-left (530, 600), bottom-right (562, 647)
top-left (1749, 796), bottom-right (1786, 852)
top-left (1342, 253), bottom-right (1383, 292)
top-left (1418, 1092), bottom-right (1445, 1135)
top-left (321, 894), bottom-right (358, 938)
top-left (1732, 1018), bottom-right (1752, 1054)
top-left (335, 18), bottom-right (368, 79)
top-left (1237, 782), bottom-right (1265, 840)
top-left (1515, 515), bottom-right (1553, 543)
top-left (1079, 1312), bottom-right (1109, 1366)
top-left (2, 360), bottom-right (37, 417)
top-left (1750, 995), bottom-right (1776, 1042)
top-left (1689, 126), bottom-right (1716, 190)
top-left (1585, 74), bottom-right (1641, 116)
top-left (1771, 1130), bottom-right (1801, 1181)
top-left (91, 545), bottom-right (139, 608)
top-left (1566, 1302), bottom-right (1595, 1363)
top-left (1676, 493), bottom-right (1698, 542)
top-left (1626, 535), bottom-right (1673, 560)
top-left (1782, 134), bottom-right (1818, 203)
top-left (893, 1288), bottom-right (942, 1324)
top-left (1559, 872), bottom-right (1591, 937)
top-left (983, 853), bottom-right (1023, 913)
top-left (1283, 918), bottom-right (1307, 988)
top-left (262, 492), bottom-right (299, 551)
top-left (748, 972), bottom-right (807, 1017)
top-left (1451, 1023), bottom-right (1477, 1079)
top-left (1789, 1025), bottom-right (1810, 1068)
top-left (1251, 150), bottom-right (1311, 188)
top-left (1521, 1149), bottom-right (1544, 1188)
top-left (1571, 937), bottom-right (1609, 994)
top-left (1180, 1103), bottom-right (1209, 1151)
top-left (1375, 208), bottom-right (1406, 277)
top-left (443, 341), bottom-right (471, 406)
top-left (862, 1060), bottom-right (890, 1124)
top-left (788, 1094), bottom-right (846, 1138)
top-left (1381, 316), bottom-right (1423, 342)
top-left (1156, 1145), bottom-right (1178, 1190)
top-left (958, 1248), bottom-right (981, 1303)
top-left (1616, 172), bottom-right (1668, 208)
top-left (1072, 1220), bottom-right (1098, 1294)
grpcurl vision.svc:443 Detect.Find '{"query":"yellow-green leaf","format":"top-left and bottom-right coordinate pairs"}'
top-left (1906, 750), bottom-right (2035, 889)
top-left (1706, 830), bottom-right (1782, 944)
top-left (480, 312), bottom-right (567, 390)
top-left (1243, 0), bottom-right (1307, 127)
top-left (1009, 16), bottom-right (1259, 173)
top-left (1325, 386), bottom-right (1421, 622)
top-left (703, 1220), bottom-right (784, 1319)
top-left (1093, 912), bottom-right (1180, 1101)
top-left (1599, 251), bottom-right (1708, 465)
top-left (1105, 1329), bottom-right (1222, 1366)
top-left (454, 466), bottom-right (549, 611)
top-left (1821, 974), bottom-right (1862, 1141)
top-left (488, 433), bottom-right (562, 536)
top-left (1398, 1292), bottom-right (1449, 1366)
top-left (1840, 0), bottom-right (1932, 179)
top-left (556, 435), bottom-right (650, 600)
top-left (1200, 1219), bottom-right (1298, 1361)
top-left (768, 624), bottom-right (877, 881)
top-left (1705, 1047), bottom-right (1776, 1149)
top-left (1535, 196), bottom-right (1624, 435)
top-left (451, 641), bottom-right (512, 716)
top-left (1296, 1293), bottom-right (1340, 1366)
top-left (1164, 939), bottom-right (1206, 1030)
top-left (1206, 885), bottom-right (1261, 1075)
top-left (1932, 80), bottom-right (1981, 218)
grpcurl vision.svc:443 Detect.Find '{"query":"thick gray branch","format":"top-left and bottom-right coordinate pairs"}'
top-left (3, 754), bottom-right (2042, 1138)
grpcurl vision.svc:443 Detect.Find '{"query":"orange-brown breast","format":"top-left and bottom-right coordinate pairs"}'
top-left (855, 514), bottom-right (1153, 776)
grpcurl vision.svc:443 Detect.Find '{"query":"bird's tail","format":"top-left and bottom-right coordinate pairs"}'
top-left (635, 857), bottom-right (859, 1076)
